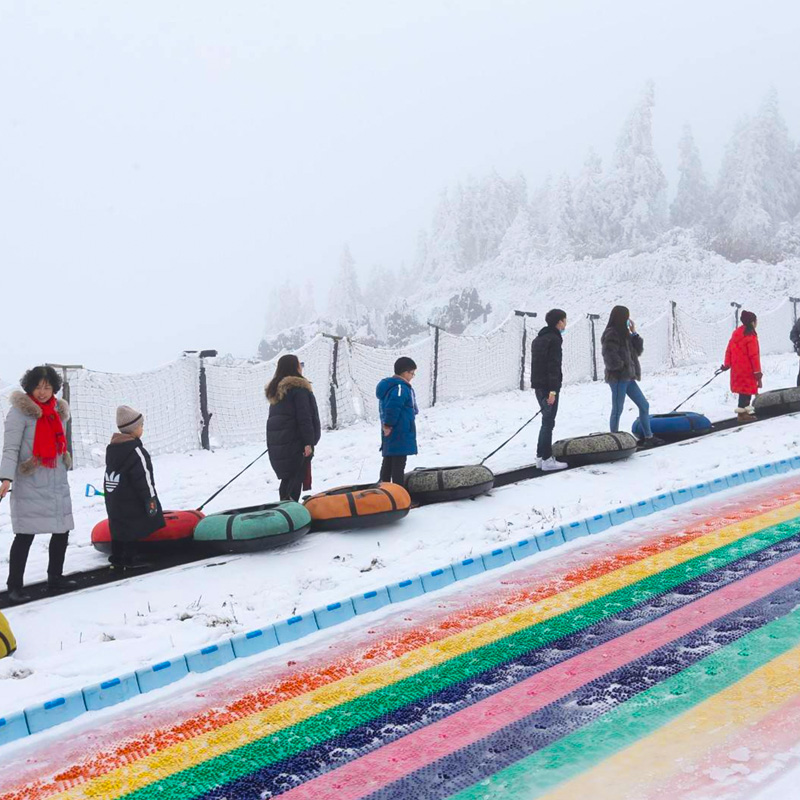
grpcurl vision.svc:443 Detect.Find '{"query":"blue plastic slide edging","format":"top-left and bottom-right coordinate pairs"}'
top-left (135, 657), bottom-right (190, 692)
top-left (0, 711), bottom-right (29, 746)
top-left (82, 673), bottom-right (140, 712)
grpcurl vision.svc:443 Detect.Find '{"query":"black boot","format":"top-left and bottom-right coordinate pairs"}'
top-left (117, 542), bottom-right (152, 570)
top-left (47, 575), bottom-right (78, 592)
top-left (637, 435), bottom-right (666, 450)
top-left (6, 586), bottom-right (31, 604)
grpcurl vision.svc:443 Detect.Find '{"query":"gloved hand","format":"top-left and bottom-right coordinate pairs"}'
top-left (754, 371), bottom-right (763, 388)
top-left (719, 364), bottom-right (730, 372)
top-left (147, 499), bottom-right (159, 517)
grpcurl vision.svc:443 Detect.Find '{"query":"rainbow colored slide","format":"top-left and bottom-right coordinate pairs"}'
top-left (4, 475), bottom-right (800, 800)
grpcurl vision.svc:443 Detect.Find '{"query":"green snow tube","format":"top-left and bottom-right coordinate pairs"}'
top-left (193, 501), bottom-right (311, 553)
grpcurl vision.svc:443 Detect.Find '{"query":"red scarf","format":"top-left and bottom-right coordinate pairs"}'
top-left (31, 396), bottom-right (67, 469)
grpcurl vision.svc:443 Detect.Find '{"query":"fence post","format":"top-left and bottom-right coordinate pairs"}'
top-left (46, 363), bottom-right (82, 469)
top-left (586, 314), bottom-right (600, 381)
top-left (198, 350), bottom-right (217, 450)
top-left (669, 300), bottom-right (678, 368)
top-left (731, 301), bottom-right (742, 328)
top-left (427, 323), bottom-right (442, 407)
top-left (322, 334), bottom-right (341, 429)
top-left (515, 310), bottom-right (537, 390)
top-left (183, 350), bottom-right (217, 450)
top-left (790, 296), bottom-right (800, 324)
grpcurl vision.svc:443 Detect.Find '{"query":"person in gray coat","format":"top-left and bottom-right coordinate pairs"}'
top-left (0, 366), bottom-right (76, 603)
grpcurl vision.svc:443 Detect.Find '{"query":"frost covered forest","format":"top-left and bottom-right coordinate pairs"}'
top-left (259, 83), bottom-right (800, 359)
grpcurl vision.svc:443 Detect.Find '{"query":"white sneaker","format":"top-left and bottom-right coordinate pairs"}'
top-left (540, 456), bottom-right (568, 471)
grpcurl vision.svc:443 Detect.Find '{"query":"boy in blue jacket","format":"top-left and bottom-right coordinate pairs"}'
top-left (375, 357), bottom-right (418, 486)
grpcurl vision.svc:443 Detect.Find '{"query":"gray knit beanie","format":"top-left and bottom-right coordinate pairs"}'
top-left (116, 405), bottom-right (144, 434)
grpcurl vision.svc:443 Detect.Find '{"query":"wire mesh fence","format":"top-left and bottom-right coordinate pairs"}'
top-left (2, 298), bottom-right (797, 467)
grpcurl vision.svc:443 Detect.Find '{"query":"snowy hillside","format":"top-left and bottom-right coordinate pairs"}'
top-left (260, 85), bottom-right (800, 354)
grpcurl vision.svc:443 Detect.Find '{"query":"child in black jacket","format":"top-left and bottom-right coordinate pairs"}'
top-left (103, 405), bottom-right (165, 568)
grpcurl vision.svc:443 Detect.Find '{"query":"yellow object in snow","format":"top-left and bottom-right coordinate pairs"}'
top-left (0, 609), bottom-right (16, 658)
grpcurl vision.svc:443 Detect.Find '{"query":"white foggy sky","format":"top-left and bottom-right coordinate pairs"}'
top-left (1, 0), bottom-right (798, 381)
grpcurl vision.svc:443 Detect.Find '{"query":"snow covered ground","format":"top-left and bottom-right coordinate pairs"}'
top-left (0, 353), bottom-right (799, 717)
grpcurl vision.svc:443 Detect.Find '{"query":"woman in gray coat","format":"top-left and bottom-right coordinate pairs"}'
top-left (0, 366), bottom-right (76, 603)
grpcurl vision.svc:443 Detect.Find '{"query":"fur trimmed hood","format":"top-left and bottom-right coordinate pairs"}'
top-left (11, 390), bottom-right (70, 423)
top-left (265, 375), bottom-right (313, 406)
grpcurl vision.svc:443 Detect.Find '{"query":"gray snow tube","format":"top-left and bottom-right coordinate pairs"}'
top-left (552, 431), bottom-right (638, 467)
top-left (753, 387), bottom-right (800, 418)
top-left (404, 465), bottom-right (495, 505)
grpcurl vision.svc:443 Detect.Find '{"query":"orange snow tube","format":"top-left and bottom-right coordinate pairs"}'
top-left (304, 482), bottom-right (411, 531)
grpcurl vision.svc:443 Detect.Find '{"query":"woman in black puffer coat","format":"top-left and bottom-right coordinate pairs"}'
top-left (266, 355), bottom-right (321, 501)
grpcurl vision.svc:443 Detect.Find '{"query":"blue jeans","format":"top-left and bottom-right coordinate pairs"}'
top-left (534, 389), bottom-right (559, 459)
top-left (609, 380), bottom-right (652, 438)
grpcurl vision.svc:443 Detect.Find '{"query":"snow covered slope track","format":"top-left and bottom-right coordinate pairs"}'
top-left (404, 465), bottom-right (495, 504)
top-left (6, 476), bottom-right (800, 799)
top-left (304, 483), bottom-right (411, 531)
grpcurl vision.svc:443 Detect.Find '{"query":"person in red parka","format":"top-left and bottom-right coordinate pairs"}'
top-left (720, 310), bottom-right (762, 422)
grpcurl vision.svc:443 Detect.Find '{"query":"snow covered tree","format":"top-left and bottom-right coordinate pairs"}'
top-left (494, 203), bottom-right (538, 277)
top-left (671, 125), bottom-right (711, 229)
top-left (416, 172), bottom-right (525, 277)
top-left (363, 264), bottom-right (398, 311)
top-left (605, 81), bottom-right (668, 249)
top-left (327, 245), bottom-right (365, 321)
top-left (713, 90), bottom-right (800, 261)
top-left (545, 173), bottom-right (575, 256)
top-left (572, 148), bottom-right (607, 255)
top-left (265, 281), bottom-right (302, 334)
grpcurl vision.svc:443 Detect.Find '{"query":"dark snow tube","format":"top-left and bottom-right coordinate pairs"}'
top-left (632, 411), bottom-right (712, 442)
top-left (552, 432), bottom-right (638, 467)
top-left (753, 387), bottom-right (800, 418)
top-left (404, 465), bottom-right (495, 505)
top-left (304, 483), bottom-right (411, 531)
top-left (91, 510), bottom-right (204, 555)
top-left (193, 502), bottom-right (311, 552)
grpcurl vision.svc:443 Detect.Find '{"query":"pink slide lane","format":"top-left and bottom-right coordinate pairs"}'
top-left (278, 552), bottom-right (800, 800)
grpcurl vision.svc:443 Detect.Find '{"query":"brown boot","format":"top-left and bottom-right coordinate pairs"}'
top-left (735, 407), bottom-right (754, 423)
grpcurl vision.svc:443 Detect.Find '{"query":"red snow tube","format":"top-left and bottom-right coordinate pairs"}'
top-left (91, 510), bottom-right (205, 554)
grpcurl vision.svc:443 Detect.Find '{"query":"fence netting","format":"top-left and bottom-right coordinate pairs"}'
top-left (637, 311), bottom-right (672, 374)
top-left (347, 335), bottom-right (433, 421)
top-left (3, 300), bottom-right (796, 468)
top-left (561, 316), bottom-right (595, 384)
top-left (437, 314), bottom-right (523, 403)
top-left (66, 358), bottom-right (202, 467)
top-left (205, 335), bottom-right (334, 448)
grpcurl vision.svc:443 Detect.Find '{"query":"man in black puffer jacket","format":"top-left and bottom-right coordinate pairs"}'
top-left (530, 309), bottom-right (568, 471)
